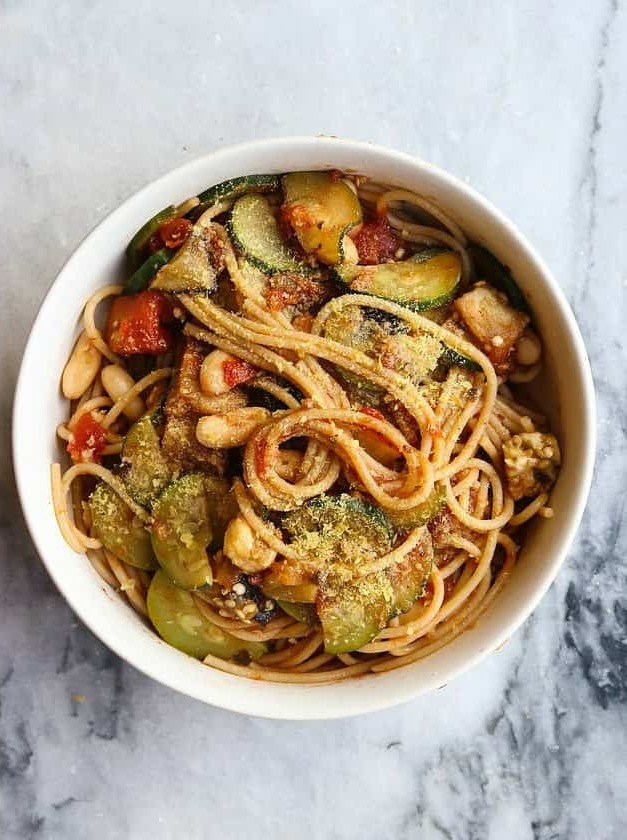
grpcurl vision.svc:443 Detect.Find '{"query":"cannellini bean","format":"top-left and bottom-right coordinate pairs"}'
top-left (516, 330), bottom-right (542, 366)
top-left (62, 332), bottom-right (102, 399)
top-left (196, 407), bottom-right (269, 449)
top-left (342, 235), bottom-right (359, 264)
top-left (100, 365), bottom-right (145, 421)
top-left (199, 350), bottom-right (236, 396)
top-left (223, 515), bottom-right (276, 573)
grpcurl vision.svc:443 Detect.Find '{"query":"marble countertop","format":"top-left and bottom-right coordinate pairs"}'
top-left (2, 1), bottom-right (627, 837)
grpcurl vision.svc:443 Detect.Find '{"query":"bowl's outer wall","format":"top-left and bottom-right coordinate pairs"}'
top-left (13, 137), bottom-right (595, 719)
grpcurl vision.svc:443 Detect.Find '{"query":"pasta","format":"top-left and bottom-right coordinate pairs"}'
top-left (52, 170), bottom-right (561, 683)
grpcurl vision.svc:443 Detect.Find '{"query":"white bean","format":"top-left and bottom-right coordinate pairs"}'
top-left (62, 332), bottom-right (102, 399)
top-left (101, 365), bottom-right (145, 421)
top-left (516, 330), bottom-right (542, 366)
top-left (223, 515), bottom-right (276, 573)
top-left (199, 350), bottom-right (236, 396)
top-left (196, 407), bottom-right (269, 449)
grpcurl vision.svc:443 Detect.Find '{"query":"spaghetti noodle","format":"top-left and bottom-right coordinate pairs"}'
top-left (51, 170), bottom-right (561, 683)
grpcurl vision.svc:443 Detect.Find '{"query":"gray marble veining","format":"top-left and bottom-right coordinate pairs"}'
top-left (2, 1), bottom-right (627, 838)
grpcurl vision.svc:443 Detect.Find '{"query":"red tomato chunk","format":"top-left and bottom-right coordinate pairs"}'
top-left (222, 358), bottom-right (257, 388)
top-left (158, 217), bottom-right (193, 249)
top-left (67, 413), bottom-right (107, 464)
top-left (352, 216), bottom-right (402, 265)
top-left (105, 290), bottom-right (174, 355)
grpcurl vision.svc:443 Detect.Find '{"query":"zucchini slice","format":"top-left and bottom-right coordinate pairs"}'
top-left (125, 248), bottom-right (174, 295)
top-left (151, 473), bottom-right (213, 589)
top-left (147, 570), bottom-right (267, 661)
top-left (387, 527), bottom-right (433, 616)
top-left (89, 483), bottom-right (156, 570)
top-left (276, 601), bottom-right (318, 626)
top-left (282, 494), bottom-right (392, 569)
top-left (197, 174), bottom-right (280, 211)
top-left (468, 243), bottom-right (530, 313)
top-left (121, 414), bottom-right (172, 508)
top-left (335, 248), bottom-right (462, 311)
top-left (282, 171), bottom-right (362, 265)
top-left (126, 206), bottom-right (178, 270)
top-left (317, 571), bottom-right (392, 654)
top-left (228, 193), bottom-right (305, 274)
top-left (385, 486), bottom-right (446, 531)
top-left (151, 221), bottom-right (222, 294)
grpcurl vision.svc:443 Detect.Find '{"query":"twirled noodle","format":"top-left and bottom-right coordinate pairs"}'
top-left (51, 173), bottom-right (559, 683)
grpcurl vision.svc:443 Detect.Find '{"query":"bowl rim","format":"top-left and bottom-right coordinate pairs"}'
top-left (12, 136), bottom-right (596, 719)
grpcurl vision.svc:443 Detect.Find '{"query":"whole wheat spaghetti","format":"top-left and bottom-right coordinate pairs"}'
top-left (52, 170), bottom-right (561, 683)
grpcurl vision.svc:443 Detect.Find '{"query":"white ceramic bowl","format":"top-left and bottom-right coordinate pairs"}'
top-left (13, 137), bottom-right (595, 719)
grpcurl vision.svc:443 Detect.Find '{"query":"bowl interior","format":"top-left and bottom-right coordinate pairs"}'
top-left (13, 137), bottom-right (595, 719)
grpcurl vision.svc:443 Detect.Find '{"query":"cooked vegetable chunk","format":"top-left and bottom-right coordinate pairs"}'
top-left (502, 432), bottom-right (561, 501)
top-left (317, 571), bottom-right (392, 654)
top-left (453, 284), bottom-right (529, 374)
top-left (125, 248), bottom-right (174, 294)
top-left (126, 206), bottom-right (178, 270)
top-left (467, 243), bottom-right (530, 313)
top-left (387, 526), bottom-right (433, 615)
top-left (67, 412), bottom-right (107, 464)
top-left (229, 193), bottom-right (305, 274)
top-left (197, 174), bottom-right (280, 211)
top-left (105, 290), bottom-right (174, 356)
top-left (385, 486), bottom-right (446, 531)
top-left (282, 171), bottom-right (362, 265)
top-left (151, 473), bottom-right (213, 589)
top-left (147, 570), bottom-right (267, 660)
top-left (352, 215), bottom-right (403, 264)
top-left (282, 494), bottom-right (392, 568)
top-left (89, 483), bottom-right (156, 570)
top-left (335, 248), bottom-right (461, 310)
top-left (121, 414), bottom-right (172, 507)
top-left (151, 220), bottom-right (225, 293)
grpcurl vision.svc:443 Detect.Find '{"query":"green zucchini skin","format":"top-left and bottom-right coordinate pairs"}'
top-left (88, 483), bottom-right (157, 570)
top-left (147, 570), bottom-right (267, 661)
top-left (334, 248), bottom-right (462, 312)
top-left (197, 174), bottom-right (280, 210)
top-left (126, 206), bottom-right (178, 270)
top-left (151, 473), bottom-right (214, 590)
top-left (125, 248), bottom-right (174, 294)
top-left (120, 414), bottom-right (172, 508)
top-left (228, 193), bottom-right (306, 274)
top-left (282, 171), bottom-right (362, 266)
top-left (468, 243), bottom-right (530, 313)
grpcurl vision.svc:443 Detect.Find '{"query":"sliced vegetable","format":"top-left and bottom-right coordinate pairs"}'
top-left (67, 412), bottom-right (107, 464)
top-left (317, 571), bottom-right (392, 654)
top-left (282, 494), bottom-right (392, 570)
top-left (197, 174), bottom-right (280, 211)
top-left (147, 570), bottom-right (267, 660)
top-left (228, 193), bottom-right (305, 274)
top-left (126, 207), bottom-right (178, 270)
top-left (151, 222), bottom-right (223, 294)
top-left (453, 284), bottom-right (529, 374)
top-left (387, 527), bottom-right (433, 616)
top-left (151, 473), bottom-right (213, 589)
top-left (277, 601), bottom-right (318, 625)
top-left (439, 344), bottom-right (481, 372)
top-left (282, 171), bottom-right (362, 265)
top-left (105, 290), bottom-right (174, 356)
top-left (89, 482), bottom-right (156, 570)
top-left (158, 217), bottom-right (193, 249)
top-left (385, 486), bottom-right (446, 531)
top-left (121, 414), bottom-right (172, 507)
top-left (335, 248), bottom-right (462, 311)
top-left (125, 249), bottom-right (174, 295)
top-left (261, 576), bottom-right (319, 604)
top-left (468, 243), bottom-right (530, 313)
